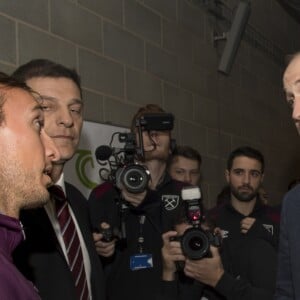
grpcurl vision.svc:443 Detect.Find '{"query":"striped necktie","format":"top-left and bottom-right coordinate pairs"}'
top-left (50, 185), bottom-right (90, 300)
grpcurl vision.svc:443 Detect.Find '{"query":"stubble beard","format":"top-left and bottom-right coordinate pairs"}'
top-left (144, 144), bottom-right (170, 162)
top-left (22, 187), bottom-right (50, 209)
top-left (0, 166), bottom-right (50, 212)
top-left (231, 185), bottom-right (258, 203)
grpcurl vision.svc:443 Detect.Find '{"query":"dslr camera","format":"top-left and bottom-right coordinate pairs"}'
top-left (98, 226), bottom-right (121, 242)
top-left (175, 186), bottom-right (221, 260)
top-left (95, 113), bottom-right (174, 194)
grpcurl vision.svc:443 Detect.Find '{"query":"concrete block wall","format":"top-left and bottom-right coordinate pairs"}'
top-left (0, 0), bottom-right (299, 207)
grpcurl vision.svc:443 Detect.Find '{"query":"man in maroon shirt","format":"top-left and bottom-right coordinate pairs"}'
top-left (0, 72), bottom-right (59, 299)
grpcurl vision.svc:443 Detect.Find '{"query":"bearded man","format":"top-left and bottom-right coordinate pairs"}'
top-left (208, 146), bottom-right (280, 248)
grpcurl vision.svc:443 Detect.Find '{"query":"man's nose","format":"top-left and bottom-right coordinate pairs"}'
top-left (41, 129), bottom-right (60, 162)
top-left (57, 107), bottom-right (74, 127)
top-left (184, 173), bottom-right (192, 184)
top-left (292, 97), bottom-right (300, 123)
top-left (242, 173), bottom-right (250, 184)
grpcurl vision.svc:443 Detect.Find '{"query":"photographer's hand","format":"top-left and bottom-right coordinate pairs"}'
top-left (184, 246), bottom-right (224, 287)
top-left (93, 222), bottom-right (116, 257)
top-left (121, 188), bottom-right (147, 207)
top-left (162, 231), bottom-right (185, 281)
top-left (240, 217), bottom-right (256, 234)
top-left (93, 232), bottom-right (115, 257)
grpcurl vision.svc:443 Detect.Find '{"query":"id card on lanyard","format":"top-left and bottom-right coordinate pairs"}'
top-left (130, 215), bottom-right (154, 271)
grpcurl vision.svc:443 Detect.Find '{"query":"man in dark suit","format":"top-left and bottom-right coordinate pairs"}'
top-left (12, 59), bottom-right (105, 300)
top-left (275, 52), bottom-right (300, 300)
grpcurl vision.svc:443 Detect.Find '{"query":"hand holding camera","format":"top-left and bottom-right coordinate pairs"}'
top-left (93, 222), bottom-right (117, 257)
top-left (184, 246), bottom-right (225, 287)
top-left (161, 186), bottom-right (222, 283)
top-left (161, 186), bottom-right (224, 286)
top-left (121, 186), bottom-right (148, 207)
top-left (176, 186), bottom-right (222, 260)
top-left (161, 230), bottom-right (186, 281)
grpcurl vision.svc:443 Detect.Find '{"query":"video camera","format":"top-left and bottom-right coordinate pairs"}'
top-left (95, 113), bottom-right (174, 194)
top-left (174, 186), bottom-right (221, 260)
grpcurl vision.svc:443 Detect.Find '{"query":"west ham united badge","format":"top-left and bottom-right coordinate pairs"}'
top-left (162, 195), bottom-right (179, 211)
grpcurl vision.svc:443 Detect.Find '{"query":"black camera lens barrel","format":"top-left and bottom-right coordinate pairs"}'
top-left (116, 164), bottom-right (150, 194)
top-left (180, 227), bottom-right (210, 260)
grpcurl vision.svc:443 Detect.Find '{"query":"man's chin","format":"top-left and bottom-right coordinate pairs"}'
top-left (232, 189), bottom-right (256, 202)
top-left (53, 158), bottom-right (71, 165)
top-left (22, 195), bottom-right (50, 210)
top-left (54, 146), bottom-right (77, 163)
top-left (144, 152), bottom-right (169, 162)
top-left (53, 149), bottom-right (75, 164)
top-left (237, 193), bottom-right (256, 202)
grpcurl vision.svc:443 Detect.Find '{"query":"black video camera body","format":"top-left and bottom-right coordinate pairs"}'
top-left (176, 186), bottom-right (221, 260)
top-left (96, 113), bottom-right (174, 194)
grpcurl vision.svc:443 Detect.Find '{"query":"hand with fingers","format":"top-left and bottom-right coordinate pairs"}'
top-left (93, 222), bottom-right (116, 257)
top-left (240, 217), bottom-right (256, 234)
top-left (184, 246), bottom-right (224, 287)
top-left (161, 231), bottom-right (186, 281)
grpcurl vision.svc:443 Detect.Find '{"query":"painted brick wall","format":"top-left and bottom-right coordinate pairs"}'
top-left (0, 0), bottom-right (299, 207)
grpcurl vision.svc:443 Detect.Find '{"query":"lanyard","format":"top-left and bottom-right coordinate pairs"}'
top-left (138, 215), bottom-right (146, 253)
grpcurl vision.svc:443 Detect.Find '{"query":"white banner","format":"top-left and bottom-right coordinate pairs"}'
top-left (64, 121), bottom-right (128, 198)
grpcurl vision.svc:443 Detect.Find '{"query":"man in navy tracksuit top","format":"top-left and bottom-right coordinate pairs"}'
top-left (203, 146), bottom-right (280, 299)
top-left (208, 146), bottom-right (280, 248)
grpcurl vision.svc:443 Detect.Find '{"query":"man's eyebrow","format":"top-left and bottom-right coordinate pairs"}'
top-left (284, 79), bottom-right (300, 91)
top-left (70, 98), bottom-right (84, 105)
top-left (250, 169), bottom-right (262, 173)
top-left (232, 167), bottom-right (261, 173)
top-left (32, 103), bottom-right (43, 113)
top-left (38, 95), bottom-right (56, 101)
top-left (38, 95), bottom-right (83, 105)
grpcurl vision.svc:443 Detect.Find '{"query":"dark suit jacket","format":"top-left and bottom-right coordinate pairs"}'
top-left (13, 182), bottom-right (105, 300)
top-left (275, 185), bottom-right (300, 300)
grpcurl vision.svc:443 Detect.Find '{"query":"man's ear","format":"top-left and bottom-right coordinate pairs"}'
top-left (225, 170), bottom-right (230, 183)
top-left (170, 138), bottom-right (176, 153)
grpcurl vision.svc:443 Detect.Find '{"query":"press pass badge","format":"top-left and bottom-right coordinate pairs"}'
top-left (130, 254), bottom-right (153, 271)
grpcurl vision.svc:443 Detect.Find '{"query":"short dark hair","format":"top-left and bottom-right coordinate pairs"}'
top-left (12, 59), bottom-right (82, 97)
top-left (227, 146), bottom-right (265, 173)
top-left (0, 72), bottom-right (34, 124)
top-left (167, 145), bottom-right (202, 170)
top-left (130, 104), bottom-right (165, 132)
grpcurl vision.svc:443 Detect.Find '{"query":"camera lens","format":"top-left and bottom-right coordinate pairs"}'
top-left (122, 165), bottom-right (150, 193)
top-left (188, 236), bottom-right (204, 251)
top-left (125, 169), bottom-right (144, 187)
top-left (181, 228), bottom-right (209, 260)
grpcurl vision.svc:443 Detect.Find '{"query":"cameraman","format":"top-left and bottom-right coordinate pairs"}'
top-left (160, 209), bottom-right (278, 300)
top-left (88, 104), bottom-right (186, 300)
